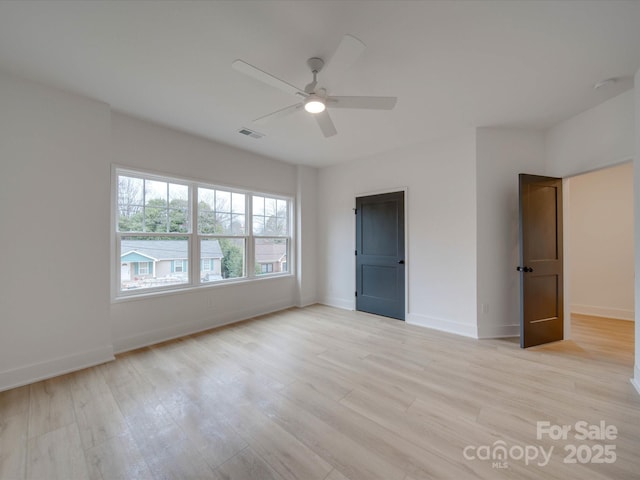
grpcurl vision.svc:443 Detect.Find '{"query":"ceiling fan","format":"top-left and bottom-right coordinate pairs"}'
top-left (232, 34), bottom-right (397, 138)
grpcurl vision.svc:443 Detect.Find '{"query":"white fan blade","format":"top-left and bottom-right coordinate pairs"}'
top-left (315, 111), bottom-right (337, 138)
top-left (322, 34), bottom-right (366, 86)
top-left (232, 60), bottom-right (307, 98)
top-left (253, 102), bottom-right (304, 125)
top-left (327, 96), bottom-right (397, 110)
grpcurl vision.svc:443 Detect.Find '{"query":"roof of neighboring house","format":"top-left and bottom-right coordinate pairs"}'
top-left (121, 239), bottom-right (222, 261)
top-left (255, 242), bottom-right (286, 264)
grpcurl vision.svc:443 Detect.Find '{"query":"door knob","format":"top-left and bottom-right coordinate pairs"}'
top-left (516, 266), bottom-right (533, 273)
top-left (398, 260), bottom-right (405, 265)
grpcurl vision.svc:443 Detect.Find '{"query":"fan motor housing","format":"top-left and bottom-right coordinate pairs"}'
top-left (307, 57), bottom-right (324, 73)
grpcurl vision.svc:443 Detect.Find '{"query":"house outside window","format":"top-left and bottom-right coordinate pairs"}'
top-left (115, 167), bottom-right (292, 297)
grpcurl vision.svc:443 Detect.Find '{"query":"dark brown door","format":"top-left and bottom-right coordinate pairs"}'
top-left (356, 191), bottom-right (405, 320)
top-left (518, 174), bottom-right (563, 348)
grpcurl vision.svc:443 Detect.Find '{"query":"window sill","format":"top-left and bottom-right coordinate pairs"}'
top-left (111, 272), bottom-right (294, 304)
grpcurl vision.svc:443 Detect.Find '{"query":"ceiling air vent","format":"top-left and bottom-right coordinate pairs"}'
top-left (238, 127), bottom-right (264, 139)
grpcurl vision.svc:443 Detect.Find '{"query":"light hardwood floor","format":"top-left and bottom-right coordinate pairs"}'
top-left (0, 306), bottom-right (638, 480)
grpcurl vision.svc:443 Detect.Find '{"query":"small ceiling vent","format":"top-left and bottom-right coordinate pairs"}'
top-left (238, 127), bottom-right (264, 139)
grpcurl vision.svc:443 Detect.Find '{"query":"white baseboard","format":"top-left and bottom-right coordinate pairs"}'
top-left (406, 312), bottom-right (478, 338)
top-left (571, 304), bottom-right (635, 321)
top-left (632, 365), bottom-right (640, 396)
top-left (0, 345), bottom-right (115, 393)
top-left (478, 324), bottom-right (520, 339)
top-left (296, 296), bottom-right (318, 308)
top-left (113, 300), bottom-right (294, 354)
top-left (318, 296), bottom-right (355, 311)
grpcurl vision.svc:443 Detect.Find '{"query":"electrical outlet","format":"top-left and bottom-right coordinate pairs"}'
top-left (207, 297), bottom-right (215, 309)
top-left (481, 303), bottom-right (489, 314)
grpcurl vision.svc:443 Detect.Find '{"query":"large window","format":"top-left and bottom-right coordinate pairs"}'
top-left (115, 168), bottom-right (292, 297)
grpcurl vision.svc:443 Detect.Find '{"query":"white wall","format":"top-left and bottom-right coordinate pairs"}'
top-left (317, 130), bottom-right (479, 337)
top-left (475, 128), bottom-right (547, 338)
top-left (568, 162), bottom-right (634, 321)
top-left (110, 112), bottom-right (300, 352)
top-left (295, 165), bottom-right (318, 307)
top-left (0, 72), bottom-right (114, 391)
top-left (545, 90), bottom-right (635, 177)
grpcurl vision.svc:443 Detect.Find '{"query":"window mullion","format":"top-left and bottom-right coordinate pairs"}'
top-left (165, 182), bottom-right (169, 233)
top-left (191, 182), bottom-right (198, 286)
top-left (247, 194), bottom-right (254, 279)
top-left (142, 179), bottom-right (147, 232)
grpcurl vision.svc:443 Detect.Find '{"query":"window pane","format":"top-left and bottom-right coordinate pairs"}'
top-left (201, 238), bottom-right (245, 282)
top-left (253, 196), bottom-right (264, 216)
top-left (255, 238), bottom-right (288, 275)
top-left (169, 183), bottom-right (189, 232)
top-left (169, 183), bottom-right (188, 202)
top-left (198, 210), bottom-right (217, 234)
top-left (216, 212), bottom-right (231, 234)
top-left (253, 216), bottom-right (264, 235)
top-left (169, 209), bottom-right (189, 232)
top-left (265, 197), bottom-right (277, 216)
top-left (118, 176), bottom-right (192, 234)
top-left (120, 236), bottom-right (189, 291)
top-left (216, 190), bottom-right (231, 213)
top-left (117, 176), bottom-right (144, 232)
top-left (198, 187), bottom-right (246, 235)
top-left (145, 207), bottom-right (167, 232)
top-left (252, 195), bottom-right (288, 236)
top-left (231, 214), bottom-right (245, 235)
top-left (146, 180), bottom-right (168, 204)
top-left (232, 193), bottom-right (245, 214)
top-left (199, 187), bottom-right (215, 209)
top-left (263, 215), bottom-right (279, 235)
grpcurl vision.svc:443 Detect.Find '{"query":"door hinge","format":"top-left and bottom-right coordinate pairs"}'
top-left (355, 250), bottom-right (357, 256)
top-left (355, 291), bottom-right (358, 297)
top-left (353, 208), bottom-right (357, 214)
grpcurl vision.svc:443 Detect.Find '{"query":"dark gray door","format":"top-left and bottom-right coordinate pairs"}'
top-left (356, 191), bottom-right (405, 320)
top-left (518, 174), bottom-right (564, 348)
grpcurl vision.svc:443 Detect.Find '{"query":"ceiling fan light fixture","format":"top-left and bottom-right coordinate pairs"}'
top-left (304, 95), bottom-right (326, 114)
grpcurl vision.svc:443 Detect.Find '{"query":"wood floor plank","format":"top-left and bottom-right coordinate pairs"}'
top-left (26, 423), bottom-right (89, 479)
top-left (27, 376), bottom-right (75, 439)
top-left (69, 368), bottom-right (129, 450)
top-left (325, 468), bottom-right (353, 480)
top-left (0, 385), bottom-right (30, 419)
top-left (155, 379), bottom-right (248, 469)
top-left (0, 409), bottom-right (28, 479)
top-left (215, 447), bottom-right (283, 480)
top-left (0, 307), bottom-right (637, 480)
top-left (128, 422), bottom-right (217, 480)
top-left (223, 399), bottom-right (334, 480)
top-left (84, 431), bottom-right (153, 480)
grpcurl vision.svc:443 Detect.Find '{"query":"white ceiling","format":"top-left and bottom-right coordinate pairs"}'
top-left (0, 1), bottom-right (638, 168)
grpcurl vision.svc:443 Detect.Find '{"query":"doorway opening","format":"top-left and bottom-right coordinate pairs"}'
top-left (564, 162), bottom-right (635, 366)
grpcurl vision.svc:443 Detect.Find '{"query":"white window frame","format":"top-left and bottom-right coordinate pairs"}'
top-left (252, 194), bottom-right (291, 278)
top-left (112, 166), bottom-right (293, 300)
